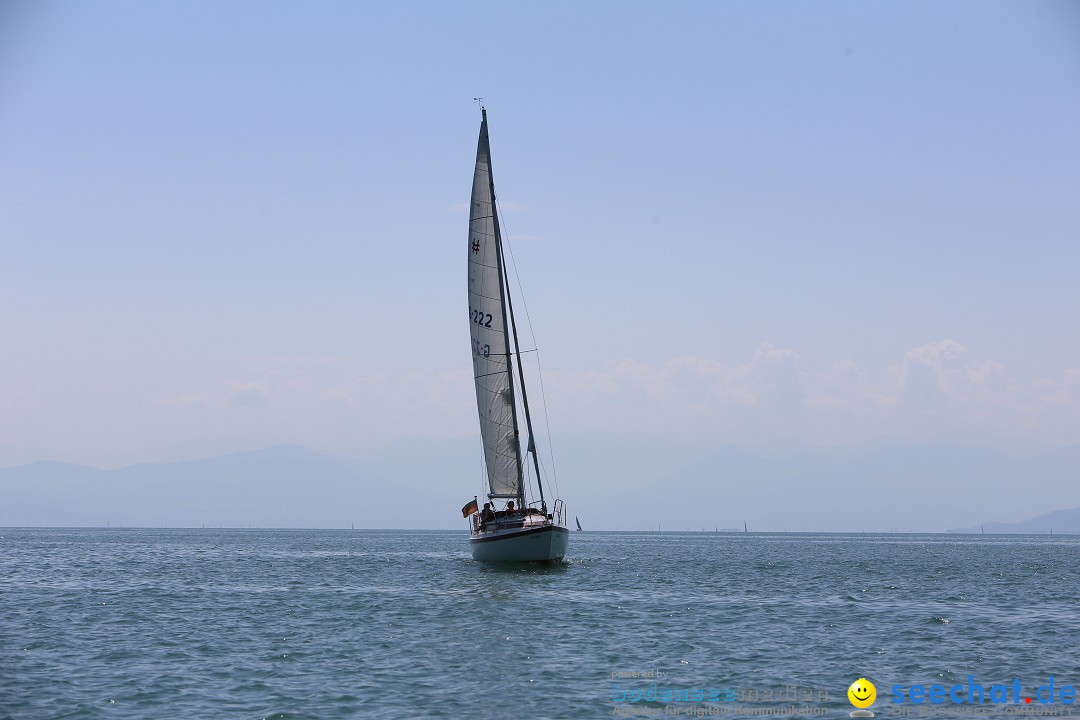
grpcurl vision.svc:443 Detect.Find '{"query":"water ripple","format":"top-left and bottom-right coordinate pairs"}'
top-left (2, 529), bottom-right (1079, 718)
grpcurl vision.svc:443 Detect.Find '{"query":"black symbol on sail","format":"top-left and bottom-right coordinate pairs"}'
top-left (471, 240), bottom-right (480, 254)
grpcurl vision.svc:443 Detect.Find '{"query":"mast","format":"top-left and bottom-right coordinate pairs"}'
top-left (483, 108), bottom-right (526, 507)
top-left (499, 235), bottom-right (547, 512)
top-left (485, 108), bottom-right (547, 512)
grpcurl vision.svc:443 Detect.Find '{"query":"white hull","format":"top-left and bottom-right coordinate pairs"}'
top-left (470, 524), bottom-right (569, 563)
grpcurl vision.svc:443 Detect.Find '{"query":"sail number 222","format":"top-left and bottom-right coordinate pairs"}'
top-left (470, 308), bottom-right (493, 328)
top-left (469, 307), bottom-right (492, 358)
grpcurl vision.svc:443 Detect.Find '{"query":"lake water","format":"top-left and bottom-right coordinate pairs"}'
top-left (2, 529), bottom-right (1078, 719)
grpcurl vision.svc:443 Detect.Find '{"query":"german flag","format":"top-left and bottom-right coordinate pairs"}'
top-left (461, 498), bottom-right (479, 518)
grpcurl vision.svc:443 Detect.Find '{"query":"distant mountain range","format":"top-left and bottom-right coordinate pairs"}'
top-left (1, 440), bottom-right (1078, 532)
top-left (951, 507), bottom-right (1080, 535)
top-left (641, 442), bottom-right (1080, 534)
top-left (0, 442), bottom-right (473, 530)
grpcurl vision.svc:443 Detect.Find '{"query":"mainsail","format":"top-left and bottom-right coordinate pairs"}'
top-left (468, 109), bottom-right (523, 499)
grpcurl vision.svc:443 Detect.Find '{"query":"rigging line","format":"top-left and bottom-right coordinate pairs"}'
top-left (474, 370), bottom-right (511, 381)
top-left (495, 197), bottom-right (560, 491)
top-left (479, 442), bottom-right (487, 501)
top-left (534, 449), bottom-right (558, 511)
top-left (472, 350), bottom-right (537, 377)
top-left (533, 350), bottom-right (559, 494)
top-left (523, 457), bottom-right (533, 506)
top-left (494, 203), bottom-right (542, 508)
top-left (493, 198), bottom-right (539, 348)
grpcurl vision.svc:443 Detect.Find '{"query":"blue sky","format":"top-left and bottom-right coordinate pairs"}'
top-left (1, 1), bottom-right (1078, 468)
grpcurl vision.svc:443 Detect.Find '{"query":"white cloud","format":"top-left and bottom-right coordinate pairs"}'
top-left (543, 340), bottom-right (1080, 449)
top-left (6, 340), bottom-right (1075, 468)
top-left (229, 383), bottom-right (271, 409)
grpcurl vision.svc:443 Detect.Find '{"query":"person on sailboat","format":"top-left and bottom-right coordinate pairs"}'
top-left (480, 503), bottom-right (494, 526)
top-left (506, 500), bottom-right (516, 514)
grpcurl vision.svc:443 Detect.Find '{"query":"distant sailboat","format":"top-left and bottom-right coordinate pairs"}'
top-left (461, 107), bottom-right (569, 563)
top-left (576, 516), bottom-right (582, 531)
top-left (744, 520), bottom-right (748, 533)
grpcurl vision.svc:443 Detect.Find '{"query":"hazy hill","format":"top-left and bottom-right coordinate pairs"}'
top-left (627, 443), bottom-right (1080, 533)
top-left (1, 441), bottom-right (1077, 532)
top-left (951, 507), bottom-right (1080, 535)
top-left (0, 443), bottom-right (474, 529)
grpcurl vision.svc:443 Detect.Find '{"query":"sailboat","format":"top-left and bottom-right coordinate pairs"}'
top-left (462, 107), bottom-right (569, 562)
top-left (576, 516), bottom-right (582, 532)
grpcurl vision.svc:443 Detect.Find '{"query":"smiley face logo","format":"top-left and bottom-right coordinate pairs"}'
top-left (848, 678), bottom-right (876, 709)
